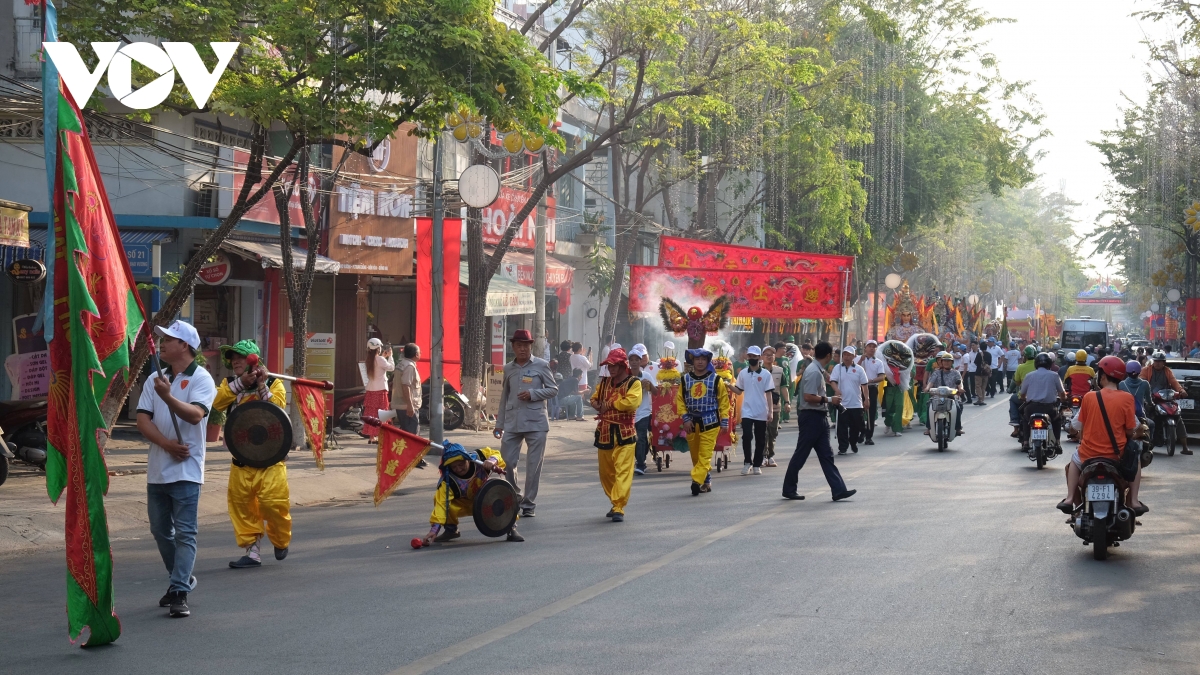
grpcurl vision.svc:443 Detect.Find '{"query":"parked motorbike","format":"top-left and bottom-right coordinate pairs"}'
top-left (1068, 457), bottom-right (1137, 560)
top-left (0, 399), bottom-right (49, 486)
top-left (928, 386), bottom-right (959, 452)
top-left (1151, 389), bottom-right (1182, 457)
top-left (332, 387), bottom-right (366, 434)
top-left (1027, 412), bottom-right (1061, 469)
top-left (1063, 394), bottom-right (1083, 442)
top-left (420, 380), bottom-right (468, 432)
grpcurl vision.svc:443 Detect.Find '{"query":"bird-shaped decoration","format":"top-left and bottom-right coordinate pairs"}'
top-left (659, 295), bottom-right (732, 349)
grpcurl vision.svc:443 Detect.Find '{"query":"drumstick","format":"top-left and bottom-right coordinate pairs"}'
top-left (149, 351), bottom-right (184, 443)
top-left (245, 354), bottom-right (334, 390)
top-left (360, 417), bottom-right (444, 452)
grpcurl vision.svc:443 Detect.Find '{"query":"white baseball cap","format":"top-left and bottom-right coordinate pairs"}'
top-left (865, 339), bottom-right (878, 346)
top-left (842, 345), bottom-right (857, 355)
top-left (629, 343), bottom-right (648, 358)
top-left (367, 337), bottom-right (383, 350)
top-left (747, 345), bottom-right (763, 356)
top-left (154, 320), bottom-right (200, 350)
top-left (664, 340), bottom-right (676, 350)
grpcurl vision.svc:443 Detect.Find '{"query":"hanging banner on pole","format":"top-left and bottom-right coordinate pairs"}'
top-left (658, 235), bottom-right (854, 273)
top-left (415, 217), bottom-right (461, 389)
top-left (628, 265), bottom-right (844, 319)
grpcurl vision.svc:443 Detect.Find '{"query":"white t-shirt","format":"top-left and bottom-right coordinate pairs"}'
top-left (830, 362), bottom-right (869, 409)
top-left (954, 354), bottom-right (967, 372)
top-left (768, 365), bottom-right (785, 411)
top-left (635, 370), bottom-right (656, 422)
top-left (855, 355), bottom-right (887, 383)
top-left (137, 362), bottom-right (217, 485)
top-left (570, 353), bottom-right (592, 388)
top-left (987, 346), bottom-right (1004, 369)
top-left (967, 350), bottom-right (979, 373)
top-left (735, 366), bottom-right (775, 421)
top-left (1004, 349), bottom-right (1021, 371)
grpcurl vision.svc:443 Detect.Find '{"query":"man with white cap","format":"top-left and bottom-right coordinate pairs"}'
top-left (855, 340), bottom-right (887, 446)
top-left (628, 344), bottom-right (657, 475)
top-left (136, 320), bottom-right (217, 618)
top-left (733, 345), bottom-right (774, 474)
top-left (830, 345), bottom-right (869, 454)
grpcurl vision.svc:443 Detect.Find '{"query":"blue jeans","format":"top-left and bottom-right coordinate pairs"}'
top-left (635, 416), bottom-right (652, 469)
top-left (548, 396), bottom-right (562, 420)
top-left (783, 410), bottom-right (848, 497)
top-left (1009, 393), bottom-right (1021, 425)
top-left (562, 395), bottom-right (583, 419)
top-left (147, 481), bottom-right (201, 593)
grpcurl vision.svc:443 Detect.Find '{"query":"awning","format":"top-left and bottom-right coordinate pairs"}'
top-left (486, 248), bottom-right (574, 312)
top-left (1, 227), bottom-right (174, 268)
top-left (459, 261), bottom-right (535, 316)
top-left (221, 239), bottom-right (341, 274)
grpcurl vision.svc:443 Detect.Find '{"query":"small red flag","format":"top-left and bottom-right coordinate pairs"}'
top-left (372, 420), bottom-right (432, 505)
top-left (292, 382), bottom-right (327, 470)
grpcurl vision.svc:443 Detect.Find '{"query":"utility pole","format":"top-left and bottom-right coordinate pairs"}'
top-left (534, 192), bottom-right (547, 358)
top-left (430, 137), bottom-right (445, 444)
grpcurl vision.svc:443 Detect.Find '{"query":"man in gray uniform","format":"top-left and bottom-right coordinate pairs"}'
top-left (494, 329), bottom-right (559, 521)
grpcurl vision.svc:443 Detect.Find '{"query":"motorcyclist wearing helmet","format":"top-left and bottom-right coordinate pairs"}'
top-left (1062, 350), bottom-right (1095, 396)
top-left (1060, 355), bottom-right (1146, 515)
top-left (1009, 346), bottom-right (1039, 433)
top-left (924, 351), bottom-right (964, 436)
top-left (1142, 351), bottom-right (1191, 455)
top-left (1119, 360), bottom-right (1151, 418)
top-left (1020, 352), bottom-right (1067, 448)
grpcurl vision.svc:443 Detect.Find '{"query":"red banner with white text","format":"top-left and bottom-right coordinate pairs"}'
top-left (480, 187), bottom-right (556, 251)
top-left (628, 265), bottom-right (844, 319)
top-left (658, 235), bottom-right (853, 274)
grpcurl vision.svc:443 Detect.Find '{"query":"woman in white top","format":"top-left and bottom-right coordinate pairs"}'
top-left (362, 337), bottom-right (394, 442)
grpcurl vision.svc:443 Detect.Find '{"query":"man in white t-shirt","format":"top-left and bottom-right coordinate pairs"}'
top-left (733, 346), bottom-right (775, 475)
top-left (136, 320), bottom-right (217, 619)
top-left (830, 345), bottom-right (869, 454)
top-left (986, 339), bottom-right (1005, 397)
top-left (762, 344), bottom-right (790, 466)
top-left (1003, 342), bottom-right (1021, 391)
top-left (855, 340), bottom-right (887, 446)
top-left (570, 342), bottom-right (593, 392)
top-left (629, 344), bottom-right (658, 475)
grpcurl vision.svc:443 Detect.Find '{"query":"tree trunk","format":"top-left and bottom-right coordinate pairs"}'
top-left (461, 205), bottom-right (489, 429)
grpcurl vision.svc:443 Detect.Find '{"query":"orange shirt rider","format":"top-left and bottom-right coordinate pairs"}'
top-left (1140, 361), bottom-right (1186, 397)
top-left (1075, 389), bottom-right (1137, 463)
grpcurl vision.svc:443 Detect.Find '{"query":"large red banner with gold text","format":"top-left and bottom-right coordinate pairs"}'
top-left (658, 235), bottom-right (853, 273)
top-left (628, 265), bottom-right (845, 319)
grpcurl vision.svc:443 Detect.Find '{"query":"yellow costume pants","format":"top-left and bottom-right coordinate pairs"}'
top-left (902, 390), bottom-right (914, 427)
top-left (688, 426), bottom-right (720, 484)
top-left (598, 442), bottom-right (636, 514)
top-left (434, 496), bottom-right (474, 526)
top-left (228, 463), bottom-right (292, 549)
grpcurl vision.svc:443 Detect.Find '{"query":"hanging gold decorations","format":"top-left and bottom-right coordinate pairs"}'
top-left (443, 109), bottom-right (552, 156)
top-left (897, 251), bottom-right (920, 272)
top-left (1186, 201), bottom-right (1200, 232)
top-left (978, 279), bottom-right (992, 294)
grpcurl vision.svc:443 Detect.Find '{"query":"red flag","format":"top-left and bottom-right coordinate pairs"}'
top-left (628, 265), bottom-right (844, 319)
top-left (292, 382), bottom-right (327, 470)
top-left (373, 421), bottom-right (433, 505)
top-left (658, 235), bottom-right (854, 273)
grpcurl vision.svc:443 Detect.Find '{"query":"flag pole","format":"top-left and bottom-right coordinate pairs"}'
top-left (146, 328), bottom-right (183, 442)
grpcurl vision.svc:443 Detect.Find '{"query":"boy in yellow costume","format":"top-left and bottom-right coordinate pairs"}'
top-left (676, 348), bottom-right (731, 496)
top-left (590, 348), bottom-right (642, 521)
top-left (420, 443), bottom-right (523, 543)
top-left (213, 340), bottom-right (292, 568)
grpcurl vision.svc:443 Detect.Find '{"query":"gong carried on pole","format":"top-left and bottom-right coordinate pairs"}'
top-left (472, 477), bottom-right (519, 537)
top-left (224, 400), bottom-right (292, 468)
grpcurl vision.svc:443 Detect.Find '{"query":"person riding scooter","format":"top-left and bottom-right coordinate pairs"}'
top-left (1142, 351), bottom-right (1191, 455)
top-left (924, 351), bottom-right (964, 437)
top-left (1020, 352), bottom-right (1066, 449)
top-left (1063, 350), bottom-right (1095, 397)
top-left (1120, 359), bottom-right (1152, 440)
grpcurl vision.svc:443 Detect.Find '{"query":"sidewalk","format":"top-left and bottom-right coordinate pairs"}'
top-left (0, 417), bottom-right (603, 556)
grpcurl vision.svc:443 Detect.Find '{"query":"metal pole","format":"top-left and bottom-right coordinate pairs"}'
top-left (534, 192), bottom-right (547, 359)
top-left (430, 137), bottom-right (445, 444)
top-left (872, 267), bottom-right (880, 341)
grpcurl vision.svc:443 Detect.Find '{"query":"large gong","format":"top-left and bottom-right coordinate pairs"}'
top-left (472, 477), bottom-right (519, 537)
top-left (224, 400), bottom-right (292, 468)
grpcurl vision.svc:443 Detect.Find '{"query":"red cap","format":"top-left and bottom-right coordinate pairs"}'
top-left (602, 348), bottom-right (628, 366)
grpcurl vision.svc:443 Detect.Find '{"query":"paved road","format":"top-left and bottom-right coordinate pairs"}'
top-left (3, 400), bottom-right (1200, 674)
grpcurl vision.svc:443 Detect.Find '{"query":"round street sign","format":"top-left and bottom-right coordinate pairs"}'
top-left (458, 164), bottom-right (501, 208)
top-left (199, 252), bottom-right (232, 285)
top-left (6, 258), bottom-right (46, 284)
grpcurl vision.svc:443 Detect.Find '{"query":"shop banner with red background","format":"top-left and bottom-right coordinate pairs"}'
top-left (658, 235), bottom-right (854, 273)
top-left (480, 187), bottom-right (556, 251)
top-left (416, 217), bottom-right (461, 389)
top-left (628, 265), bottom-right (845, 319)
top-left (219, 149), bottom-right (313, 225)
top-left (1188, 299), bottom-right (1200, 347)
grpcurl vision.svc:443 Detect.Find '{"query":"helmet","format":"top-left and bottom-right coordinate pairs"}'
top-left (1023, 346), bottom-right (1037, 359)
top-left (935, 351), bottom-right (953, 361)
top-left (1034, 353), bottom-right (1054, 369)
top-left (1152, 351), bottom-right (1167, 362)
top-left (1052, 343), bottom-right (1060, 350)
top-left (1096, 355), bottom-right (1127, 382)
top-left (1075, 350), bottom-right (1088, 363)
top-left (1125, 360), bottom-right (1142, 377)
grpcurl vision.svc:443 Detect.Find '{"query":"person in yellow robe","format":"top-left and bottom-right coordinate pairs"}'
top-left (421, 443), bottom-right (522, 543)
top-left (213, 340), bottom-right (291, 568)
top-left (590, 348), bottom-right (642, 522)
top-left (675, 348), bottom-right (731, 495)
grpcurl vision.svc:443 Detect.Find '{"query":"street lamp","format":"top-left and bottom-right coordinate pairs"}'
top-left (968, 294), bottom-right (979, 306)
top-left (884, 273), bottom-right (902, 290)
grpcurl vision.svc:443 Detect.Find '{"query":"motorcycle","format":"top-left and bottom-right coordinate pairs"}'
top-left (1151, 389), bottom-right (1182, 457)
top-left (1063, 394), bottom-right (1083, 442)
top-left (419, 380), bottom-right (469, 432)
top-left (332, 387), bottom-right (366, 434)
top-left (1068, 457), bottom-right (1137, 560)
top-left (927, 386), bottom-right (959, 452)
top-left (1027, 412), bottom-right (1061, 469)
top-left (1138, 418), bottom-right (1155, 468)
top-left (0, 399), bottom-right (50, 486)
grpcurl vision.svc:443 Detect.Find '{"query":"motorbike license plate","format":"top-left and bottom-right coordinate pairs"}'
top-left (1180, 398), bottom-right (1195, 410)
top-left (1031, 429), bottom-right (1047, 441)
top-left (1087, 484), bottom-right (1116, 502)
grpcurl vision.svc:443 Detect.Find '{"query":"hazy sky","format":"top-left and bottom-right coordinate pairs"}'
top-left (975, 0), bottom-right (1171, 276)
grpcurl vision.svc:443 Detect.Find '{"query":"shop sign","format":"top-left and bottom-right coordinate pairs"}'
top-left (490, 317), bottom-right (506, 367)
top-left (329, 129), bottom-right (417, 275)
top-left (218, 148), bottom-right (314, 226)
top-left (13, 313), bottom-right (47, 354)
top-left (7, 258), bottom-right (46, 284)
top-left (125, 243), bottom-right (152, 276)
top-left (283, 332), bottom-right (336, 382)
top-left (480, 187), bottom-right (556, 251)
top-left (8, 350), bottom-right (50, 399)
top-left (486, 289), bottom-right (536, 316)
top-left (0, 206), bottom-right (30, 248)
top-left (199, 252), bottom-right (232, 285)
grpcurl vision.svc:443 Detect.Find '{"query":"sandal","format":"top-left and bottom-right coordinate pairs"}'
top-left (1056, 499), bottom-right (1074, 514)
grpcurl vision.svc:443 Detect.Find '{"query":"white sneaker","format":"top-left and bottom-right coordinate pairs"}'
top-left (752, 467), bottom-right (762, 475)
top-left (741, 463), bottom-right (752, 475)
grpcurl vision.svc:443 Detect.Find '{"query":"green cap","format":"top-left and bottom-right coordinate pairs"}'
top-left (219, 339), bottom-right (261, 366)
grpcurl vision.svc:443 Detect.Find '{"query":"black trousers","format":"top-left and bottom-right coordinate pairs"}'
top-left (396, 409), bottom-right (419, 435)
top-left (635, 416), bottom-right (652, 469)
top-left (783, 410), bottom-right (848, 497)
top-left (741, 418), bottom-right (767, 467)
top-left (836, 408), bottom-right (864, 451)
top-left (862, 386), bottom-right (878, 441)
